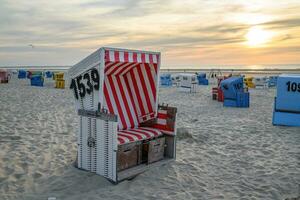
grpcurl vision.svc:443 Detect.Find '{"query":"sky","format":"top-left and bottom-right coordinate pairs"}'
top-left (0, 0), bottom-right (300, 68)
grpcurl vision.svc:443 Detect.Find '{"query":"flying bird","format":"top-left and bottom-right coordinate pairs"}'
top-left (29, 44), bottom-right (35, 48)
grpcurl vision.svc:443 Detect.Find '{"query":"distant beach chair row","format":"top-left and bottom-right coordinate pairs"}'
top-left (159, 72), bottom-right (209, 92)
top-left (244, 76), bottom-right (278, 89)
top-left (159, 72), bottom-right (278, 91)
top-left (17, 70), bottom-right (65, 88)
top-left (159, 73), bottom-right (279, 97)
top-left (210, 73), bottom-right (300, 126)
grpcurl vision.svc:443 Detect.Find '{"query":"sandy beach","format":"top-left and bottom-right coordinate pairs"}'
top-left (0, 75), bottom-right (299, 200)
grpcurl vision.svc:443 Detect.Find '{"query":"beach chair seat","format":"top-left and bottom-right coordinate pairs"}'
top-left (117, 127), bottom-right (163, 145)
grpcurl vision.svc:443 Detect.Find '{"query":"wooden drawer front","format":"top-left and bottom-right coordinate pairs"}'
top-left (117, 143), bottom-right (140, 171)
top-left (148, 137), bottom-right (165, 164)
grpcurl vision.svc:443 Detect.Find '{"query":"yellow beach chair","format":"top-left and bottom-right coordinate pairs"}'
top-left (244, 77), bottom-right (255, 88)
top-left (53, 72), bottom-right (64, 81)
top-left (55, 79), bottom-right (65, 89)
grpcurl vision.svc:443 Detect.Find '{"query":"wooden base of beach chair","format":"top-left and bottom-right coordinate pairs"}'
top-left (117, 135), bottom-right (175, 183)
top-left (74, 133), bottom-right (175, 183)
top-left (117, 136), bottom-right (171, 172)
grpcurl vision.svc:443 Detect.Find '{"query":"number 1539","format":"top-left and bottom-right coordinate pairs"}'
top-left (70, 69), bottom-right (100, 99)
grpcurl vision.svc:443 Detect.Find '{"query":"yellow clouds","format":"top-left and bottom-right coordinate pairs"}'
top-left (245, 26), bottom-right (274, 47)
top-left (0, 0), bottom-right (300, 66)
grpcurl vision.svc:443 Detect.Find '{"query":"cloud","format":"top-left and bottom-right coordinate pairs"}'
top-left (262, 18), bottom-right (300, 29)
top-left (0, 0), bottom-right (300, 66)
top-left (80, 0), bottom-right (169, 17)
top-left (108, 34), bottom-right (245, 49)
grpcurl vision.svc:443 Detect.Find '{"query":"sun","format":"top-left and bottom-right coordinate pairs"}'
top-left (246, 26), bottom-right (273, 47)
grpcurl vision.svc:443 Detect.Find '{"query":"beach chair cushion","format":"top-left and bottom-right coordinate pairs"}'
top-left (117, 127), bottom-right (163, 145)
top-left (138, 106), bottom-right (177, 135)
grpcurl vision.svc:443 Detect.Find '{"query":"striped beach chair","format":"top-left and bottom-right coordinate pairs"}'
top-left (69, 47), bottom-right (177, 183)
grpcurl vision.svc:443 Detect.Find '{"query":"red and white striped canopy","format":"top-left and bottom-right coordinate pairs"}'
top-left (103, 49), bottom-right (160, 130)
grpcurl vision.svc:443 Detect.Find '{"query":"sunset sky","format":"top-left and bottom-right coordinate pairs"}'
top-left (0, 0), bottom-right (299, 68)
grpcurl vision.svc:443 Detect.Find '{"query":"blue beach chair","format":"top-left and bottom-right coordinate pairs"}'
top-left (160, 74), bottom-right (172, 87)
top-left (268, 76), bottom-right (278, 87)
top-left (220, 76), bottom-right (249, 108)
top-left (18, 70), bottom-right (27, 79)
top-left (272, 74), bottom-right (300, 126)
top-left (45, 71), bottom-right (53, 78)
top-left (196, 73), bottom-right (209, 85)
top-left (30, 75), bottom-right (44, 87)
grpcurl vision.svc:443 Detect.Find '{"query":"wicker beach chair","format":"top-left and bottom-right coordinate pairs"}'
top-left (253, 76), bottom-right (269, 88)
top-left (69, 47), bottom-right (177, 183)
top-left (177, 73), bottom-right (197, 93)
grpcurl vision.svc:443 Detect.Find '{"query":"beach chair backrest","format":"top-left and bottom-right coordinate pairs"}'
top-left (69, 47), bottom-right (161, 131)
top-left (103, 49), bottom-right (160, 130)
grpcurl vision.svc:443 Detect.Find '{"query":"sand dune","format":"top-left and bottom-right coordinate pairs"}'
top-left (0, 76), bottom-right (299, 200)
